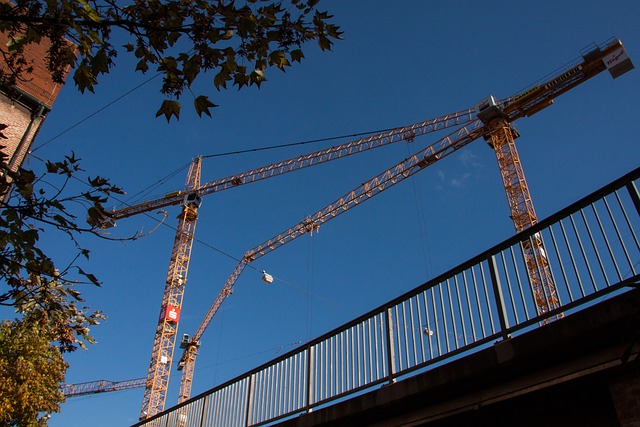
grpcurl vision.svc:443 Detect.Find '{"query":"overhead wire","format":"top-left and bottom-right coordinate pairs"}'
top-left (31, 72), bottom-right (163, 153)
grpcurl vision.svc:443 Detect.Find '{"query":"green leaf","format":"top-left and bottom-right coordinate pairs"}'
top-left (194, 96), bottom-right (218, 118)
top-left (214, 69), bottom-right (229, 90)
top-left (73, 64), bottom-right (97, 93)
top-left (135, 59), bottom-right (149, 73)
top-left (155, 100), bottom-right (181, 122)
top-left (290, 49), bottom-right (304, 63)
top-left (318, 35), bottom-right (332, 51)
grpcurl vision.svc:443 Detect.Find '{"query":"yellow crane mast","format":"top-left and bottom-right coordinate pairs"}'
top-left (139, 158), bottom-right (202, 419)
top-left (174, 38), bottom-right (633, 402)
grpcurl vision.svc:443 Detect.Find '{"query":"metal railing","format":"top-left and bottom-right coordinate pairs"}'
top-left (134, 167), bottom-right (640, 427)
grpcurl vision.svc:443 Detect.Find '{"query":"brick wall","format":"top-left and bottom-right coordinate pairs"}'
top-left (0, 91), bottom-right (44, 170)
top-left (0, 0), bottom-right (75, 171)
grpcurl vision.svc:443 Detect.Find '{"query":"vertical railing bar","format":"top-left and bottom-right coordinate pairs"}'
top-left (254, 372), bottom-right (262, 423)
top-left (260, 367), bottom-right (271, 421)
top-left (287, 358), bottom-right (292, 414)
top-left (307, 345), bottom-right (314, 411)
top-left (278, 361), bottom-right (284, 417)
top-left (462, 270), bottom-right (476, 343)
top-left (416, 291), bottom-right (426, 364)
top-left (400, 301), bottom-right (409, 369)
top-left (292, 356), bottom-right (297, 413)
top-left (394, 304), bottom-right (403, 372)
top-left (327, 336), bottom-right (332, 399)
top-left (302, 351), bottom-right (307, 409)
top-left (282, 360), bottom-right (287, 416)
top-left (479, 261), bottom-right (496, 334)
top-left (356, 323), bottom-right (363, 387)
top-left (499, 250), bottom-right (518, 325)
top-left (227, 385), bottom-right (234, 426)
top-left (350, 326), bottom-right (356, 389)
top-left (316, 341), bottom-right (322, 404)
top-left (360, 323), bottom-right (366, 386)
top-left (433, 286), bottom-right (443, 356)
top-left (626, 180), bottom-right (640, 218)
top-left (198, 393), bottom-right (209, 427)
top-left (354, 324), bottom-right (359, 388)
top-left (561, 217), bottom-right (587, 297)
top-left (300, 351), bottom-right (306, 410)
top-left (385, 307), bottom-right (397, 384)
top-left (272, 363), bottom-right (279, 419)
top-left (488, 255), bottom-right (510, 339)
top-left (439, 280), bottom-right (450, 353)
top-left (422, 289), bottom-right (434, 360)
top-left (340, 329), bottom-right (353, 392)
top-left (323, 339), bottom-right (328, 403)
top-left (373, 316), bottom-right (378, 381)
top-left (264, 366), bottom-right (271, 421)
top-left (221, 385), bottom-right (228, 426)
top-left (341, 329), bottom-right (346, 394)
top-left (250, 374), bottom-right (258, 425)
top-left (548, 224), bottom-right (573, 303)
top-left (286, 358), bottom-right (292, 414)
top-left (408, 297), bottom-right (418, 368)
top-left (365, 321), bottom-right (370, 384)
top-left (619, 186), bottom-right (640, 253)
top-left (605, 194), bottom-right (636, 275)
top-left (581, 208), bottom-right (609, 288)
top-left (539, 230), bottom-right (564, 310)
top-left (225, 383), bottom-right (232, 427)
top-left (593, 201), bottom-right (623, 283)
top-left (214, 390), bottom-right (222, 427)
top-left (259, 369), bottom-right (266, 422)
top-left (360, 322), bottom-right (366, 385)
top-left (447, 275), bottom-right (462, 350)
top-left (571, 212), bottom-right (598, 293)
top-left (232, 382), bottom-right (239, 426)
top-left (508, 245), bottom-right (530, 321)
top-left (334, 334), bottom-right (339, 398)
top-left (447, 278), bottom-right (459, 350)
top-left (373, 315), bottom-right (381, 380)
top-left (271, 365), bottom-right (276, 420)
top-left (453, 275), bottom-right (467, 346)
top-left (470, 265), bottom-right (486, 338)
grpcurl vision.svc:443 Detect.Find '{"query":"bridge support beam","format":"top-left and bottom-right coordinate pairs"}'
top-left (276, 289), bottom-right (640, 427)
top-left (610, 369), bottom-right (640, 427)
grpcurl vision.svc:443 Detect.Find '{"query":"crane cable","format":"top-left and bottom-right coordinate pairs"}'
top-left (405, 141), bottom-right (433, 279)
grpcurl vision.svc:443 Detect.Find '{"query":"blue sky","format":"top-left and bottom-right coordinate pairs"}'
top-left (9, 1), bottom-right (640, 425)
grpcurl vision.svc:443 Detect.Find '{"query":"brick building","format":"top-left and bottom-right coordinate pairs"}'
top-left (0, 28), bottom-right (73, 172)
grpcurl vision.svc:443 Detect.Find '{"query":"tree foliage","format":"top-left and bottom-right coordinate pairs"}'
top-left (0, 143), bottom-right (116, 351)
top-left (0, 0), bottom-right (342, 120)
top-left (0, 314), bottom-right (68, 426)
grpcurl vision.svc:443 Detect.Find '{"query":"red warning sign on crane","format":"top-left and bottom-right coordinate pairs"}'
top-left (160, 305), bottom-right (180, 323)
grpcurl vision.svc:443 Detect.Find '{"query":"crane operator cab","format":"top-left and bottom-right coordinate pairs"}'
top-left (183, 192), bottom-right (202, 208)
top-left (475, 95), bottom-right (503, 124)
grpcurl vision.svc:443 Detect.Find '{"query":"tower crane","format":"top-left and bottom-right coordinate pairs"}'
top-left (96, 109), bottom-right (476, 420)
top-left (62, 378), bottom-right (146, 398)
top-left (174, 38), bottom-right (634, 403)
top-left (86, 38), bottom-right (631, 418)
